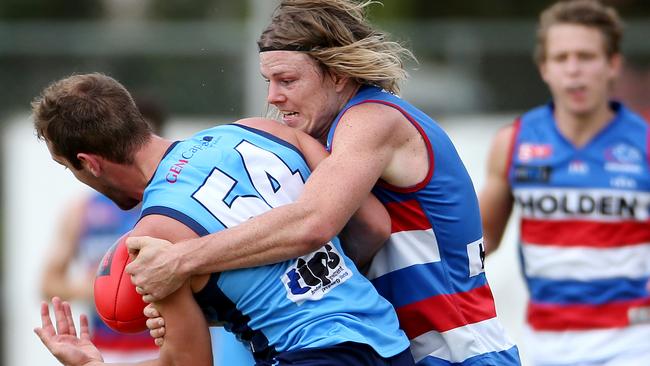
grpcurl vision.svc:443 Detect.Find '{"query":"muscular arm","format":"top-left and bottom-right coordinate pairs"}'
top-left (41, 196), bottom-right (93, 301)
top-left (292, 120), bottom-right (391, 266)
top-left (478, 125), bottom-right (516, 256)
top-left (184, 110), bottom-right (394, 268)
top-left (127, 109), bottom-right (399, 301)
top-left (130, 215), bottom-right (212, 366)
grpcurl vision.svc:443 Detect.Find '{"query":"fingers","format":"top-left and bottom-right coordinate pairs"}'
top-left (146, 317), bottom-right (165, 330)
top-left (144, 303), bottom-right (160, 318)
top-left (125, 236), bottom-right (153, 254)
top-left (143, 293), bottom-right (157, 303)
top-left (135, 286), bottom-right (146, 295)
top-left (62, 301), bottom-right (77, 337)
top-left (52, 297), bottom-right (70, 336)
top-left (79, 314), bottom-right (91, 341)
top-left (154, 337), bottom-right (164, 347)
top-left (149, 326), bottom-right (166, 339)
top-left (39, 301), bottom-right (54, 335)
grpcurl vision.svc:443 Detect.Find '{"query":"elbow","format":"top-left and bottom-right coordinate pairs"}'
top-left (373, 219), bottom-right (391, 244)
top-left (297, 214), bottom-right (339, 253)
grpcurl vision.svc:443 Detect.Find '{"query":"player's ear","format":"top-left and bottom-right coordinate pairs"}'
top-left (608, 53), bottom-right (623, 79)
top-left (538, 60), bottom-right (549, 84)
top-left (77, 153), bottom-right (102, 177)
top-left (328, 71), bottom-right (350, 93)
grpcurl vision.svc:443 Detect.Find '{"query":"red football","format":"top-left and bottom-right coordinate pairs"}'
top-left (94, 232), bottom-right (148, 333)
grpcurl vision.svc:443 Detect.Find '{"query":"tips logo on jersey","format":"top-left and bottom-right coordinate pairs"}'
top-left (282, 243), bottom-right (352, 304)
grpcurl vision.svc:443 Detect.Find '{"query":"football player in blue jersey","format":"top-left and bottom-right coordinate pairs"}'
top-left (480, 1), bottom-right (650, 365)
top-left (39, 96), bottom-right (166, 363)
top-left (32, 73), bottom-right (413, 365)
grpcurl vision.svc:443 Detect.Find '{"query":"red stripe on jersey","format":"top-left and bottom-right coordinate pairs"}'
top-left (521, 219), bottom-right (650, 247)
top-left (527, 298), bottom-right (650, 331)
top-left (384, 199), bottom-right (431, 233)
top-left (396, 284), bottom-right (497, 339)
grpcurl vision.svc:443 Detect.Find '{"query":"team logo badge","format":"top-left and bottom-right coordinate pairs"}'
top-left (282, 243), bottom-right (352, 304)
top-left (604, 144), bottom-right (643, 174)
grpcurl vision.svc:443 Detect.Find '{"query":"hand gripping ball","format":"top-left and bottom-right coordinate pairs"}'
top-left (94, 232), bottom-right (148, 333)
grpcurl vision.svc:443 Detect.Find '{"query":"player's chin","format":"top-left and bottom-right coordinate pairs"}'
top-left (115, 198), bottom-right (140, 210)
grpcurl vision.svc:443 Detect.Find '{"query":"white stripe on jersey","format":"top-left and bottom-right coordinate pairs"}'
top-left (513, 187), bottom-right (650, 221)
top-left (467, 238), bottom-right (485, 277)
top-left (523, 324), bottom-right (650, 366)
top-left (522, 242), bottom-right (650, 280)
top-left (366, 228), bottom-right (440, 281)
top-left (411, 317), bottom-right (516, 363)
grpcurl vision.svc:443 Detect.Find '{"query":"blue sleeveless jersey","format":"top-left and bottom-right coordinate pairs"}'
top-left (508, 102), bottom-right (650, 364)
top-left (78, 194), bottom-right (156, 353)
top-left (327, 86), bottom-right (520, 366)
top-left (141, 124), bottom-right (409, 361)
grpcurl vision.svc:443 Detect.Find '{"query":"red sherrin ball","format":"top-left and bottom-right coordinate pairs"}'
top-left (94, 232), bottom-right (148, 333)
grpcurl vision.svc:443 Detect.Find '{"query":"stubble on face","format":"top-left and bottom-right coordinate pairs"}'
top-left (260, 51), bottom-right (340, 142)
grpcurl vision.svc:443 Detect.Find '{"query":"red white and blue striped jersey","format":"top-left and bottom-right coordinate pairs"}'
top-left (508, 102), bottom-right (650, 364)
top-left (327, 85), bottom-right (520, 366)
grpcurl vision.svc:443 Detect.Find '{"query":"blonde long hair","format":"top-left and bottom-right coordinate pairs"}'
top-left (258, 0), bottom-right (415, 94)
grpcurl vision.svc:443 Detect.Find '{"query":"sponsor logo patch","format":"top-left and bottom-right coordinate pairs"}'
top-left (518, 143), bottom-right (553, 162)
top-left (513, 165), bottom-right (552, 183)
top-left (282, 243), bottom-right (352, 304)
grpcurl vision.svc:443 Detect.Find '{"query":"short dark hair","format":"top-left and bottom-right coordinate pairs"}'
top-left (535, 0), bottom-right (623, 64)
top-left (32, 73), bottom-right (152, 170)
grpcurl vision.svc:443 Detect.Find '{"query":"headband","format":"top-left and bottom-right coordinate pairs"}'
top-left (258, 44), bottom-right (314, 52)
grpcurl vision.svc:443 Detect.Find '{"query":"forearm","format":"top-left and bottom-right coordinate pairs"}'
top-left (41, 272), bottom-right (92, 301)
top-left (339, 195), bottom-right (390, 267)
top-left (156, 284), bottom-right (212, 366)
top-left (178, 201), bottom-right (333, 276)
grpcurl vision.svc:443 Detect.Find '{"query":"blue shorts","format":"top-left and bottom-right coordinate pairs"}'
top-left (257, 342), bottom-right (414, 366)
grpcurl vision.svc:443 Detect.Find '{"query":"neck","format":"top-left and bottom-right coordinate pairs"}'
top-left (554, 101), bottom-right (614, 147)
top-left (120, 135), bottom-right (173, 199)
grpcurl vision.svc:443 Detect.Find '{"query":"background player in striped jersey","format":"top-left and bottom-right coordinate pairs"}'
top-left (479, 1), bottom-right (650, 365)
top-left (126, 1), bottom-right (521, 365)
top-left (32, 72), bottom-right (413, 365)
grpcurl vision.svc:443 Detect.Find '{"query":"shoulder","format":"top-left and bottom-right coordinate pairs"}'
top-left (343, 101), bottom-right (405, 128)
top-left (235, 118), bottom-right (301, 145)
top-left (334, 102), bottom-right (407, 147)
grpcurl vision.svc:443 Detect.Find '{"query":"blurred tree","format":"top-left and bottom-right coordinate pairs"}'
top-left (0, 0), bottom-right (104, 19)
top-left (373, 0), bottom-right (650, 19)
top-left (148, 0), bottom-right (247, 20)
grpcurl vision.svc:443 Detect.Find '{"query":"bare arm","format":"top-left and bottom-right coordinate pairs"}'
top-left (293, 122), bottom-right (391, 267)
top-left (479, 125), bottom-right (516, 256)
top-left (127, 109), bottom-right (399, 301)
top-left (130, 215), bottom-right (212, 366)
top-left (35, 215), bottom-right (212, 366)
top-left (41, 196), bottom-right (94, 301)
